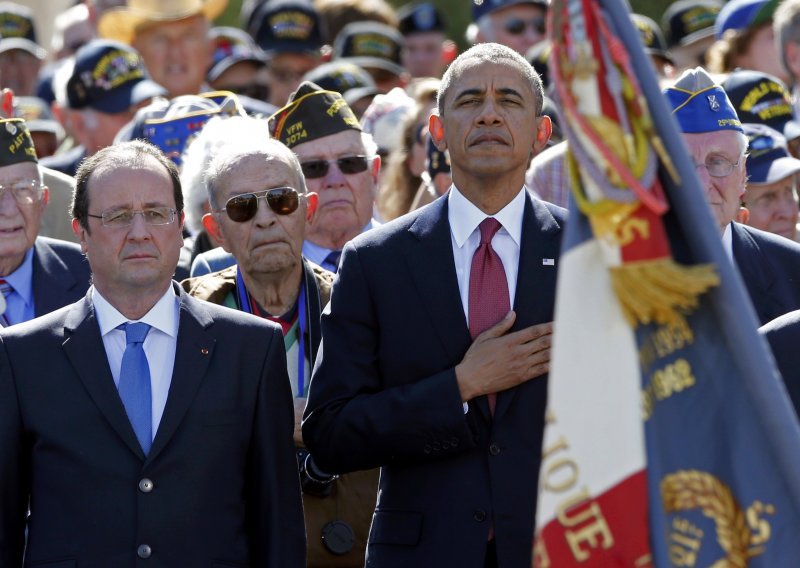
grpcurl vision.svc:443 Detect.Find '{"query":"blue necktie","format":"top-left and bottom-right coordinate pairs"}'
top-left (0, 278), bottom-right (12, 327)
top-left (118, 322), bottom-right (152, 455)
top-left (324, 251), bottom-right (342, 273)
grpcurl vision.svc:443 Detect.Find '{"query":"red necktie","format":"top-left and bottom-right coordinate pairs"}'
top-left (468, 218), bottom-right (510, 415)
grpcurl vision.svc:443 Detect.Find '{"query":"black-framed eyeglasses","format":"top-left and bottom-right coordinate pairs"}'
top-left (87, 206), bottom-right (179, 228)
top-left (694, 155), bottom-right (742, 178)
top-left (0, 179), bottom-right (45, 204)
top-left (299, 155), bottom-right (370, 179)
top-left (216, 186), bottom-right (300, 223)
top-left (503, 16), bottom-right (546, 36)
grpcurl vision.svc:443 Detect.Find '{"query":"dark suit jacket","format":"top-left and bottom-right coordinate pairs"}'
top-left (732, 223), bottom-right (800, 326)
top-left (32, 236), bottom-right (91, 318)
top-left (0, 286), bottom-right (306, 567)
top-left (303, 194), bottom-right (566, 568)
top-left (761, 310), bottom-right (800, 418)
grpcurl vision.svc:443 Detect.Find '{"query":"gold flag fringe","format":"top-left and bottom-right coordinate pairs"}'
top-left (610, 260), bottom-right (720, 327)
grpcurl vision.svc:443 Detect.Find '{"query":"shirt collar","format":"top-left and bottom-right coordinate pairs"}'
top-left (4, 247), bottom-right (34, 307)
top-left (722, 222), bottom-right (734, 261)
top-left (92, 285), bottom-right (180, 338)
top-left (447, 184), bottom-right (526, 248)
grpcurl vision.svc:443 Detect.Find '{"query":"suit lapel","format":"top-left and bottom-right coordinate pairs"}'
top-left (32, 239), bottom-right (79, 317)
top-left (147, 291), bottom-right (215, 462)
top-left (62, 294), bottom-right (145, 459)
top-left (494, 196), bottom-right (562, 421)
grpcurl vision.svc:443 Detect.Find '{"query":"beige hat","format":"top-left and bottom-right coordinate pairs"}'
top-left (98, 0), bottom-right (228, 45)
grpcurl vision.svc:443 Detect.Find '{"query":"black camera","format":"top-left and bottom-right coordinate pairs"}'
top-left (296, 448), bottom-right (338, 498)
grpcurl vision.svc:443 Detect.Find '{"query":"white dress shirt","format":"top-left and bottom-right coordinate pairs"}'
top-left (92, 285), bottom-right (180, 441)
top-left (448, 184), bottom-right (526, 321)
top-left (722, 222), bottom-right (734, 262)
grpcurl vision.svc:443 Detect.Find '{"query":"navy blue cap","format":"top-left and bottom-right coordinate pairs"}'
top-left (66, 39), bottom-right (167, 113)
top-left (332, 22), bottom-right (405, 77)
top-left (743, 123), bottom-right (800, 184)
top-left (398, 3), bottom-right (446, 35)
top-left (0, 2), bottom-right (44, 59)
top-left (252, 0), bottom-right (324, 56)
top-left (302, 60), bottom-right (380, 106)
top-left (631, 13), bottom-right (672, 64)
top-left (715, 0), bottom-right (779, 39)
top-left (472, 0), bottom-right (547, 22)
top-left (207, 26), bottom-right (266, 83)
top-left (722, 69), bottom-right (800, 143)
top-left (662, 0), bottom-right (722, 48)
top-left (663, 67), bottom-right (743, 133)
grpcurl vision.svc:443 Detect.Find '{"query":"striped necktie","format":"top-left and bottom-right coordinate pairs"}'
top-left (0, 278), bottom-right (13, 326)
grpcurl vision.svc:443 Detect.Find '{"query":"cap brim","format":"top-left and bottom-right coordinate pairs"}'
top-left (749, 155), bottom-right (800, 184)
top-left (0, 37), bottom-right (46, 60)
top-left (208, 54), bottom-right (265, 82)
top-left (342, 56), bottom-right (405, 78)
top-left (91, 78), bottom-right (168, 113)
top-left (98, 0), bottom-right (229, 44)
top-left (343, 86), bottom-right (380, 107)
top-left (781, 119), bottom-right (800, 142)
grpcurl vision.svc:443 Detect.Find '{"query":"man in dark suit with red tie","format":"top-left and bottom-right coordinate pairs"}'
top-left (303, 42), bottom-right (565, 567)
top-left (0, 140), bottom-right (305, 566)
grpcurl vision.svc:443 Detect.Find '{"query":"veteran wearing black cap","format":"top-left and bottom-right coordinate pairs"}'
top-left (664, 67), bottom-right (800, 325)
top-left (302, 60), bottom-right (380, 118)
top-left (332, 22), bottom-right (409, 93)
top-left (0, 118), bottom-right (90, 326)
top-left (0, 1), bottom-right (46, 96)
top-left (44, 39), bottom-right (167, 177)
top-left (269, 81), bottom-right (381, 273)
top-left (471, 0), bottom-right (548, 56)
top-left (631, 13), bottom-right (674, 79)
top-left (661, 0), bottom-right (722, 72)
top-left (741, 123), bottom-right (800, 241)
top-left (398, 2), bottom-right (453, 79)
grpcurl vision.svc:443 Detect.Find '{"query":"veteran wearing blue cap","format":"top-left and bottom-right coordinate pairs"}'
top-left (664, 67), bottom-right (800, 325)
top-left (471, 0), bottom-right (548, 56)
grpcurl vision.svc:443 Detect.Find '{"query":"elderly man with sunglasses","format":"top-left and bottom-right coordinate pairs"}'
top-left (181, 130), bottom-right (379, 567)
top-left (270, 81), bottom-right (382, 273)
top-left (471, 0), bottom-right (548, 56)
top-left (0, 118), bottom-right (90, 327)
top-left (0, 140), bottom-right (306, 566)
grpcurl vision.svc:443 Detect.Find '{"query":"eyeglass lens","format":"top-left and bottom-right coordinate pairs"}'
top-left (224, 186), bottom-right (300, 222)
top-left (300, 156), bottom-right (370, 179)
top-left (504, 17), bottom-right (546, 36)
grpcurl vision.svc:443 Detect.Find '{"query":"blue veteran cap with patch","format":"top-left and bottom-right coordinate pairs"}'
top-left (743, 123), bottom-right (800, 184)
top-left (663, 67), bottom-right (743, 133)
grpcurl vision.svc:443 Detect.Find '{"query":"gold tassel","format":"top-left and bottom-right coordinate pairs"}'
top-left (610, 259), bottom-right (720, 327)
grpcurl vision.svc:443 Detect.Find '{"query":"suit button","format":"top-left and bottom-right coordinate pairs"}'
top-left (138, 478), bottom-right (154, 493)
top-left (137, 544), bottom-right (152, 558)
top-left (489, 443), bottom-right (501, 456)
top-left (451, 437), bottom-right (459, 447)
top-left (473, 509), bottom-right (487, 522)
top-left (423, 444), bottom-right (432, 454)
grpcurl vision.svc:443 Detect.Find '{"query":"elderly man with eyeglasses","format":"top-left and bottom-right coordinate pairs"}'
top-left (0, 139), bottom-right (305, 566)
top-left (269, 81), bottom-right (382, 273)
top-left (181, 127), bottom-right (379, 567)
top-left (471, 0), bottom-right (548, 56)
top-left (0, 118), bottom-right (90, 327)
top-left (664, 67), bottom-right (800, 326)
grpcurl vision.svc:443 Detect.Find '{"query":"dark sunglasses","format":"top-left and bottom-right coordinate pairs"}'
top-left (504, 16), bottom-right (546, 36)
top-left (300, 156), bottom-right (370, 179)
top-left (218, 186), bottom-right (299, 222)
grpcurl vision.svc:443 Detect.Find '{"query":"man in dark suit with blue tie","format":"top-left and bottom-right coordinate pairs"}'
top-left (0, 140), bottom-right (306, 566)
top-left (0, 118), bottom-right (90, 326)
top-left (303, 43), bottom-right (564, 567)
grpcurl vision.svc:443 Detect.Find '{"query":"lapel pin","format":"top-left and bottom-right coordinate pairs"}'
top-left (543, 258), bottom-right (555, 266)
top-left (200, 348), bottom-right (209, 355)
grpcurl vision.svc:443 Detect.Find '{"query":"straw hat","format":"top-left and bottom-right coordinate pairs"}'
top-left (98, 0), bottom-right (229, 45)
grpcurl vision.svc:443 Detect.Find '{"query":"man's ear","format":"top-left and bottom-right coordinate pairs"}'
top-left (532, 115), bottom-right (552, 156)
top-left (72, 218), bottom-right (87, 253)
top-left (429, 113), bottom-right (447, 151)
top-left (202, 213), bottom-right (228, 251)
top-left (736, 206), bottom-right (750, 225)
top-left (305, 192), bottom-right (318, 222)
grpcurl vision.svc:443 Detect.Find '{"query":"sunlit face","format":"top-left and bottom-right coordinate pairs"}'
top-left (483, 4), bottom-right (546, 56)
top-left (735, 23), bottom-right (788, 84)
top-left (73, 155), bottom-right (184, 299)
top-left (431, 59), bottom-right (549, 190)
top-left (204, 154), bottom-right (316, 276)
top-left (0, 162), bottom-right (48, 273)
top-left (82, 107), bottom-right (137, 153)
top-left (683, 130), bottom-right (748, 231)
top-left (266, 52), bottom-right (320, 107)
top-left (743, 175), bottom-right (800, 240)
top-left (133, 15), bottom-right (211, 96)
top-left (293, 130), bottom-right (379, 247)
top-left (401, 32), bottom-right (446, 78)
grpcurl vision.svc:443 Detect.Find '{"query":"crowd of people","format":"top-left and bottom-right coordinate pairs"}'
top-left (2, 0), bottom-right (800, 566)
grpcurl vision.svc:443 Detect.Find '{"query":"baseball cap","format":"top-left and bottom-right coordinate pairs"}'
top-left (0, 2), bottom-right (45, 59)
top-left (631, 13), bottom-right (673, 64)
top-left (662, 0), bottom-right (722, 48)
top-left (302, 60), bottom-right (380, 107)
top-left (715, 0), bottom-right (780, 39)
top-left (207, 26), bottom-right (266, 83)
top-left (663, 67), bottom-right (743, 133)
top-left (251, 0), bottom-right (324, 57)
top-left (332, 22), bottom-right (405, 78)
top-left (722, 69), bottom-right (800, 142)
top-left (471, 0), bottom-right (548, 21)
top-left (12, 96), bottom-right (62, 137)
top-left (743, 123), bottom-right (800, 184)
top-left (398, 2), bottom-right (446, 35)
top-left (66, 39), bottom-right (167, 113)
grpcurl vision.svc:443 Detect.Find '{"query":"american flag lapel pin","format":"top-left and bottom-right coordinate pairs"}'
top-left (543, 258), bottom-right (555, 266)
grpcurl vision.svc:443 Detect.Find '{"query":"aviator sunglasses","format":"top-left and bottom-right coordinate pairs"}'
top-left (218, 186), bottom-right (300, 222)
top-left (300, 155), bottom-right (370, 179)
top-left (504, 16), bottom-right (546, 36)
